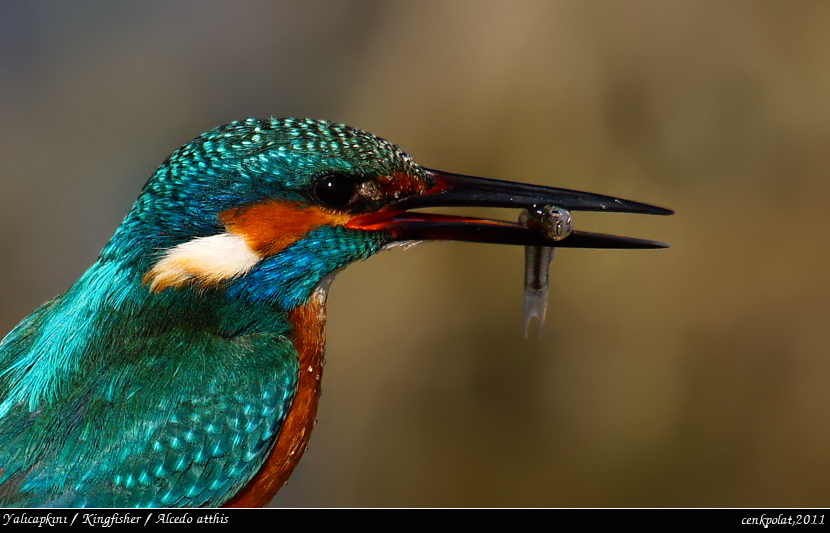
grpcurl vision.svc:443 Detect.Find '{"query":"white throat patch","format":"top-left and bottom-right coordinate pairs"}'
top-left (144, 233), bottom-right (262, 292)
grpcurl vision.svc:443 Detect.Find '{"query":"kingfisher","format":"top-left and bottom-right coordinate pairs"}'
top-left (0, 118), bottom-right (671, 507)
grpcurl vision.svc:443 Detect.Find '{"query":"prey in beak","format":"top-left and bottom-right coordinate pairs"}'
top-left (345, 168), bottom-right (673, 337)
top-left (347, 169), bottom-right (672, 249)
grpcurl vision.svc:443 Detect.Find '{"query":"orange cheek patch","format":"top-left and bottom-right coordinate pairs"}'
top-left (220, 200), bottom-right (352, 257)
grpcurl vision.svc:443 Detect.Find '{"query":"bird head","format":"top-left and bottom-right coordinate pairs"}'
top-left (104, 118), bottom-right (670, 311)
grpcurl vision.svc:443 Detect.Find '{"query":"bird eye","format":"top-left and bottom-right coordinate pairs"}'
top-left (313, 174), bottom-right (358, 208)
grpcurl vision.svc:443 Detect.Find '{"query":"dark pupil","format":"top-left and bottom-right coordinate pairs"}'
top-left (314, 174), bottom-right (356, 208)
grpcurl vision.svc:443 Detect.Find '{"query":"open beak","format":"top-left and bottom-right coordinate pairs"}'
top-left (347, 168), bottom-right (673, 248)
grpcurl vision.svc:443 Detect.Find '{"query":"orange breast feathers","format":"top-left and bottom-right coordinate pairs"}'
top-left (224, 287), bottom-right (328, 507)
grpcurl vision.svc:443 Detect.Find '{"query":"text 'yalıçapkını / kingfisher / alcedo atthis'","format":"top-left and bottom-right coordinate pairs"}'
top-left (0, 118), bottom-right (672, 507)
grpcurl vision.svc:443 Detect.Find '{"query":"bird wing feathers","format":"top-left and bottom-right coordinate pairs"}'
top-left (0, 328), bottom-right (299, 507)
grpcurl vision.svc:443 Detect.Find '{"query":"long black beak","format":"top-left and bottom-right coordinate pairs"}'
top-left (347, 168), bottom-right (673, 248)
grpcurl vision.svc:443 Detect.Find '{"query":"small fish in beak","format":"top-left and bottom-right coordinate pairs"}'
top-left (520, 205), bottom-right (574, 338)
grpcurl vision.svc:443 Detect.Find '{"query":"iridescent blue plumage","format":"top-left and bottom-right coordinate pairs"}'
top-left (227, 226), bottom-right (383, 309)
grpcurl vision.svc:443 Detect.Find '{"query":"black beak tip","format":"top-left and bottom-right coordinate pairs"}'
top-left (604, 198), bottom-right (674, 217)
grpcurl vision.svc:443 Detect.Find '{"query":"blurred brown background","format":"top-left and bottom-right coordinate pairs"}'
top-left (1, 1), bottom-right (829, 507)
